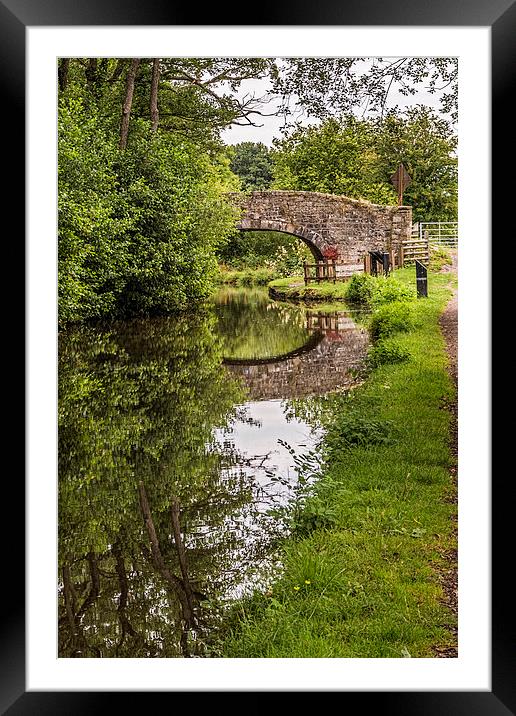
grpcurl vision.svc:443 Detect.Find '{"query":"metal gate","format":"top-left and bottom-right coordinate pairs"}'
top-left (418, 222), bottom-right (458, 248)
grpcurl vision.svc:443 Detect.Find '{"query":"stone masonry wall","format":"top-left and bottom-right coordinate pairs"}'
top-left (228, 191), bottom-right (412, 264)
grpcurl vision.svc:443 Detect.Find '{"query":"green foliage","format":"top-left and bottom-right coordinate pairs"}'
top-left (58, 98), bottom-right (135, 323)
top-left (345, 274), bottom-right (415, 308)
top-left (291, 497), bottom-right (339, 536)
top-left (345, 274), bottom-right (377, 305)
top-left (271, 109), bottom-right (458, 222)
top-left (369, 301), bottom-right (414, 340)
top-left (217, 230), bottom-right (312, 276)
top-left (272, 117), bottom-right (397, 205)
top-left (58, 98), bottom-right (237, 325)
top-left (272, 58), bottom-right (458, 124)
top-left (229, 142), bottom-right (274, 191)
top-left (326, 414), bottom-right (394, 452)
top-left (369, 276), bottom-right (416, 306)
top-left (373, 107), bottom-right (458, 222)
top-left (217, 267), bottom-right (280, 286)
top-left (428, 246), bottom-right (453, 271)
top-left (367, 340), bottom-right (411, 368)
top-left (112, 121), bottom-right (237, 316)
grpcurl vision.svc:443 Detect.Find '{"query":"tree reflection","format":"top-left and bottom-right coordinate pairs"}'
top-left (214, 286), bottom-right (311, 360)
top-left (58, 313), bottom-right (266, 657)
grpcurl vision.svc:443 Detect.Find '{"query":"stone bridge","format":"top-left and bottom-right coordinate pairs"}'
top-left (227, 190), bottom-right (412, 265)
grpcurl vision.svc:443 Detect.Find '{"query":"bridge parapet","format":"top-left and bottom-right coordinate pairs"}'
top-left (227, 190), bottom-right (412, 265)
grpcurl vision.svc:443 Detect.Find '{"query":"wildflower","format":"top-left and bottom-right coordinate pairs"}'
top-left (293, 586), bottom-right (300, 591)
top-left (304, 580), bottom-right (311, 585)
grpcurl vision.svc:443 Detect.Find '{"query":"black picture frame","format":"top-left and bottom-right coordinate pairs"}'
top-left (9, 0), bottom-right (510, 712)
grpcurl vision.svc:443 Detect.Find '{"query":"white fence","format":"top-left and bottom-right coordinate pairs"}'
top-left (417, 222), bottom-right (458, 248)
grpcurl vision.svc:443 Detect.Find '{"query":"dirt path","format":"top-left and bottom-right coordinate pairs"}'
top-left (434, 250), bottom-right (458, 657)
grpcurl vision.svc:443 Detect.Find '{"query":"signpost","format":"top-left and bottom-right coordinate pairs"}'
top-left (390, 163), bottom-right (412, 205)
top-left (415, 260), bottom-right (428, 298)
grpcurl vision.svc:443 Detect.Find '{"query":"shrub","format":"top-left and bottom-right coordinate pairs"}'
top-left (370, 277), bottom-right (415, 305)
top-left (346, 274), bottom-right (415, 308)
top-left (326, 414), bottom-right (394, 452)
top-left (367, 340), bottom-right (411, 368)
top-left (369, 301), bottom-right (414, 340)
top-left (345, 273), bottom-right (376, 304)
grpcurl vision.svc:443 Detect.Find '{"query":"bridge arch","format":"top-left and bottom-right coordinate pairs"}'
top-left (236, 218), bottom-right (326, 261)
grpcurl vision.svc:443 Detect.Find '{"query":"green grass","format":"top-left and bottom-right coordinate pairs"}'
top-left (428, 246), bottom-right (453, 272)
top-left (213, 268), bottom-right (458, 658)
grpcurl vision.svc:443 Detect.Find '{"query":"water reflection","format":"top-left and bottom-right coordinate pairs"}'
top-left (58, 288), bottom-right (369, 657)
top-left (214, 286), bottom-right (314, 361)
top-left (217, 288), bottom-right (369, 399)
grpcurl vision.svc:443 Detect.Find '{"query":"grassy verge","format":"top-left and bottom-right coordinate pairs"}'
top-left (214, 267), bottom-right (458, 658)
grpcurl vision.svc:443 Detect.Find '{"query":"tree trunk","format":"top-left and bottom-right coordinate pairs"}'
top-left (58, 58), bottom-right (70, 93)
top-left (150, 58), bottom-right (160, 131)
top-left (119, 58), bottom-right (140, 150)
top-left (85, 58), bottom-right (98, 92)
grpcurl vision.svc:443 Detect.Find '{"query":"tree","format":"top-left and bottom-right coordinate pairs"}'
top-left (119, 58), bottom-right (140, 149)
top-left (270, 110), bottom-right (458, 222)
top-left (59, 57), bottom-right (278, 147)
top-left (229, 142), bottom-right (274, 191)
top-left (272, 57), bottom-right (458, 125)
top-left (149, 58), bottom-right (160, 132)
top-left (58, 97), bottom-right (238, 325)
top-left (373, 107), bottom-right (458, 221)
top-left (271, 116), bottom-right (397, 204)
top-left (58, 57), bottom-right (261, 325)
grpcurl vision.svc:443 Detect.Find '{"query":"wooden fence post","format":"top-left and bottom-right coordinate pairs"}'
top-left (382, 252), bottom-right (390, 276)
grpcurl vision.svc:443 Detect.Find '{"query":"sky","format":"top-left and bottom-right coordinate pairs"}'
top-left (220, 74), bottom-right (444, 147)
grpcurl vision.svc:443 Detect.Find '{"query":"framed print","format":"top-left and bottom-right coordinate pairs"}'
top-left (7, 0), bottom-right (511, 711)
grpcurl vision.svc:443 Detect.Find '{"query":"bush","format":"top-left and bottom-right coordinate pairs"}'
top-left (345, 274), bottom-right (376, 304)
top-left (346, 274), bottom-right (415, 308)
top-left (370, 277), bottom-right (415, 305)
top-left (58, 100), bottom-right (237, 325)
top-left (369, 301), bottom-right (414, 340)
top-left (326, 414), bottom-right (394, 453)
top-left (367, 340), bottom-right (411, 368)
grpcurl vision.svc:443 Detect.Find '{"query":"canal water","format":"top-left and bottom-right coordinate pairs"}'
top-left (58, 286), bottom-right (369, 657)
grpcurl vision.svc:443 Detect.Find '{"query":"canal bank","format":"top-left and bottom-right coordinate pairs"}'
top-left (215, 267), bottom-right (458, 658)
